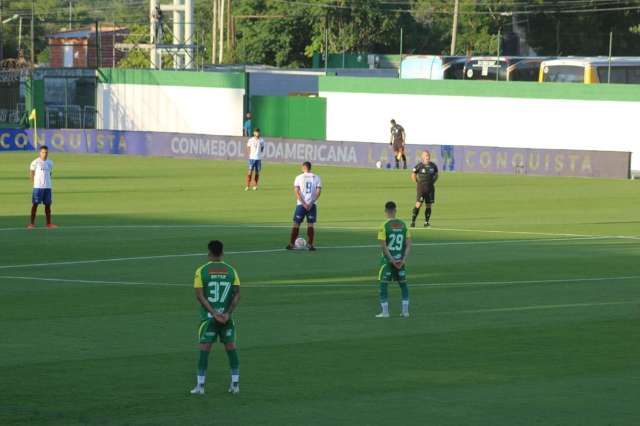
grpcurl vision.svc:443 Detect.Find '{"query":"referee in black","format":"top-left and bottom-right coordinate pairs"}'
top-left (410, 150), bottom-right (439, 227)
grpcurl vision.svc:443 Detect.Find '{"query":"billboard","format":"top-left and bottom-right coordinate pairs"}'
top-left (0, 128), bottom-right (631, 179)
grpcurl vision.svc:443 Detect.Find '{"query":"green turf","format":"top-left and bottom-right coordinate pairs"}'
top-left (0, 152), bottom-right (638, 425)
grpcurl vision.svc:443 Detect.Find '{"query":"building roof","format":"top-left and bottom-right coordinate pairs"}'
top-left (47, 26), bottom-right (128, 39)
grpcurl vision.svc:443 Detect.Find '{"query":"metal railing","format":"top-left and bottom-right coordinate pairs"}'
top-left (44, 104), bottom-right (97, 129)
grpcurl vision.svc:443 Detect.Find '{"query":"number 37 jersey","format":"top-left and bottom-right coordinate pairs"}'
top-left (194, 261), bottom-right (240, 321)
top-left (377, 219), bottom-right (412, 264)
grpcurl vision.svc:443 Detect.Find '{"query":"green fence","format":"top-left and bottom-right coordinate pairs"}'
top-left (251, 96), bottom-right (326, 140)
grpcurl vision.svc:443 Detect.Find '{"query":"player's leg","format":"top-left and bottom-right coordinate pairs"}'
top-left (28, 189), bottom-right (42, 228)
top-left (287, 206), bottom-right (304, 249)
top-left (424, 189), bottom-right (434, 227)
top-left (398, 267), bottom-right (410, 318)
top-left (224, 341), bottom-right (240, 394)
top-left (411, 198), bottom-right (423, 228)
top-left (252, 161), bottom-right (261, 190)
top-left (245, 161), bottom-right (254, 191)
top-left (401, 147), bottom-right (407, 169)
top-left (191, 320), bottom-right (215, 394)
top-left (376, 265), bottom-right (391, 318)
top-left (394, 149), bottom-right (401, 169)
top-left (44, 190), bottom-right (56, 228)
top-left (306, 205), bottom-right (317, 250)
top-left (219, 320), bottom-right (239, 393)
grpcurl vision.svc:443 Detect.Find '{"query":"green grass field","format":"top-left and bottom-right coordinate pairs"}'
top-left (1, 152), bottom-right (639, 425)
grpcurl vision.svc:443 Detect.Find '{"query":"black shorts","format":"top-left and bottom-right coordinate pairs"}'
top-left (417, 186), bottom-right (435, 204)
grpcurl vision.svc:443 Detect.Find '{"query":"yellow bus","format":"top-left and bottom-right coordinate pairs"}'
top-left (539, 57), bottom-right (640, 84)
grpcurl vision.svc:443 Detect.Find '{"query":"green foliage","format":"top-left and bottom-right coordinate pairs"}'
top-left (3, 0), bottom-right (640, 67)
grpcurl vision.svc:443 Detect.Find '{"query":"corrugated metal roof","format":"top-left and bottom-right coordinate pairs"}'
top-left (48, 29), bottom-right (93, 39)
top-left (48, 27), bottom-right (127, 39)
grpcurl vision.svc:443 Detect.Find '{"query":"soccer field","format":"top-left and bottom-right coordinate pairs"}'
top-left (1, 152), bottom-right (639, 425)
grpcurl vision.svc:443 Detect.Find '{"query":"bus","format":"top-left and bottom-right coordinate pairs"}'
top-left (463, 56), bottom-right (545, 81)
top-left (539, 57), bottom-right (640, 84)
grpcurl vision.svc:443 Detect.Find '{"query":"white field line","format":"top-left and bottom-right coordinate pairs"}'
top-left (0, 275), bottom-right (637, 316)
top-left (0, 223), bottom-right (638, 240)
top-left (0, 236), bottom-right (612, 270)
top-left (435, 300), bottom-right (639, 315)
top-left (1, 274), bottom-right (638, 289)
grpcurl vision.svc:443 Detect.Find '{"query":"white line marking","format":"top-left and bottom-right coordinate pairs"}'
top-left (0, 276), bottom-right (636, 315)
top-left (436, 300), bottom-right (639, 315)
top-left (0, 275), bottom-right (184, 287)
top-left (1, 274), bottom-right (638, 289)
top-left (1, 223), bottom-right (638, 240)
top-left (0, 236), bottom-right (612, 270)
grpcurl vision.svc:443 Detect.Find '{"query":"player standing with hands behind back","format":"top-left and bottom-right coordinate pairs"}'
top-left (411, 150), bottom-right (439, 228)
top-left (377, 201), bottom-right (412, 318)
top-left (245, 128), bottom-right (264, 191)
top-left (28, 145), bottom-right (57, 229)
top-left (287, 161), bottom-right (322, 251)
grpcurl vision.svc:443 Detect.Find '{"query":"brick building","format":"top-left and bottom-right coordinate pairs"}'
top-left (48, 25), bottom-right (129, 68)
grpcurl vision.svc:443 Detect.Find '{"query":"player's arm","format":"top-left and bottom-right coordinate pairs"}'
top-left (399, 234), bottom-right (412, 267)
top-left (225, 286), bottom-right (240, 316)
top-left (379, 239), bottom-right (401, 268)
top-left (401, 128), bottom-right (406, 145)
top-left (411, 171), bottom-right (417, 183)
top-left (433, 164), bottom-right (439, 183)
top-left (195, 287), bottom-right (219, 319)
top-left (314, 186), bottom-right (322, 203)
top-left (246, 141), bottom-right (251, 156)
top-left (294, 185), bottom-right (310, 210)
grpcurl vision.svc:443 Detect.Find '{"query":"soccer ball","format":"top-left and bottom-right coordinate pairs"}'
top-left (375, 161), bottom-right (382, 169)
top-left (294, 237), bottom-right (307, 249)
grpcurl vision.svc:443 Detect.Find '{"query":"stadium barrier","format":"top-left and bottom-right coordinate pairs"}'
top-left (0, 128), bottom-right (630, 179)
top-left (319, 76), bottom-right (640, 172)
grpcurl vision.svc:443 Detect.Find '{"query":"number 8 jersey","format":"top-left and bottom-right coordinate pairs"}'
top-left (377, 219), bottom-right (411, 264)
top-left (194, 261), bottom-right (240, 321)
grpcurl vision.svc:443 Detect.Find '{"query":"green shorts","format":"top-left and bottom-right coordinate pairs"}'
top-left (197, 318), bottom-right (236, 344)
top-left (379, 263), bottom-right (407, 284)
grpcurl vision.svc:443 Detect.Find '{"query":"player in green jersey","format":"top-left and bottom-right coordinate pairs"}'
top-left (376, 201), bottom-right (412, 318)
top-left (190, 240), bottom-right (241, 395)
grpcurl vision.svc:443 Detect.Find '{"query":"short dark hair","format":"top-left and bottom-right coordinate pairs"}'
top-left (208, 240), bottom-right (224, 257)
top-left (390, 119), bottom-right (396, 124)
top-left (385, 201), bottom-right (397, 211)
top-left (303, 161), bottom-right (312, 170)
top-left (39, 145), bottom-right (48, 151)
top-left (254, 127), bottom-right (260, 133)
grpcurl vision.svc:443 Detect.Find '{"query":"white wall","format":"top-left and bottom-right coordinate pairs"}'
top-left (98, 84), bottom-right (245, 136)
top-left (321, 91), bottom-right (640, 171)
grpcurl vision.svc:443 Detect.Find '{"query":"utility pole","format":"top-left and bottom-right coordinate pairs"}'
top-left (0, 0), bottom-right (3, 60)
top-left (218, 0), bottom-right (225, 63)
top-left (30, 0), bottom-right (34, 66)
top-left (226, 0), bottom-right (231, 48)
top-left (212, 0), bottom-right (218, 63)
top-left (69, 1), bottom-right (72, 30)
top-left (450, 0), bottom-right (459, 55)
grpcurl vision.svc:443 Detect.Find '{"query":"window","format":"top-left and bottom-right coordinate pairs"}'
top-left (543, 65), bottom-right (584, 83)
top-left (63, 45), bottom-right (74, 67)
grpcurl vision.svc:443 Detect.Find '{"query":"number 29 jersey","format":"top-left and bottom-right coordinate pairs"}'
top-left (194, 261), bottom-right (240, 321)
top-left (377, 219), bottom-right (411, 265)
